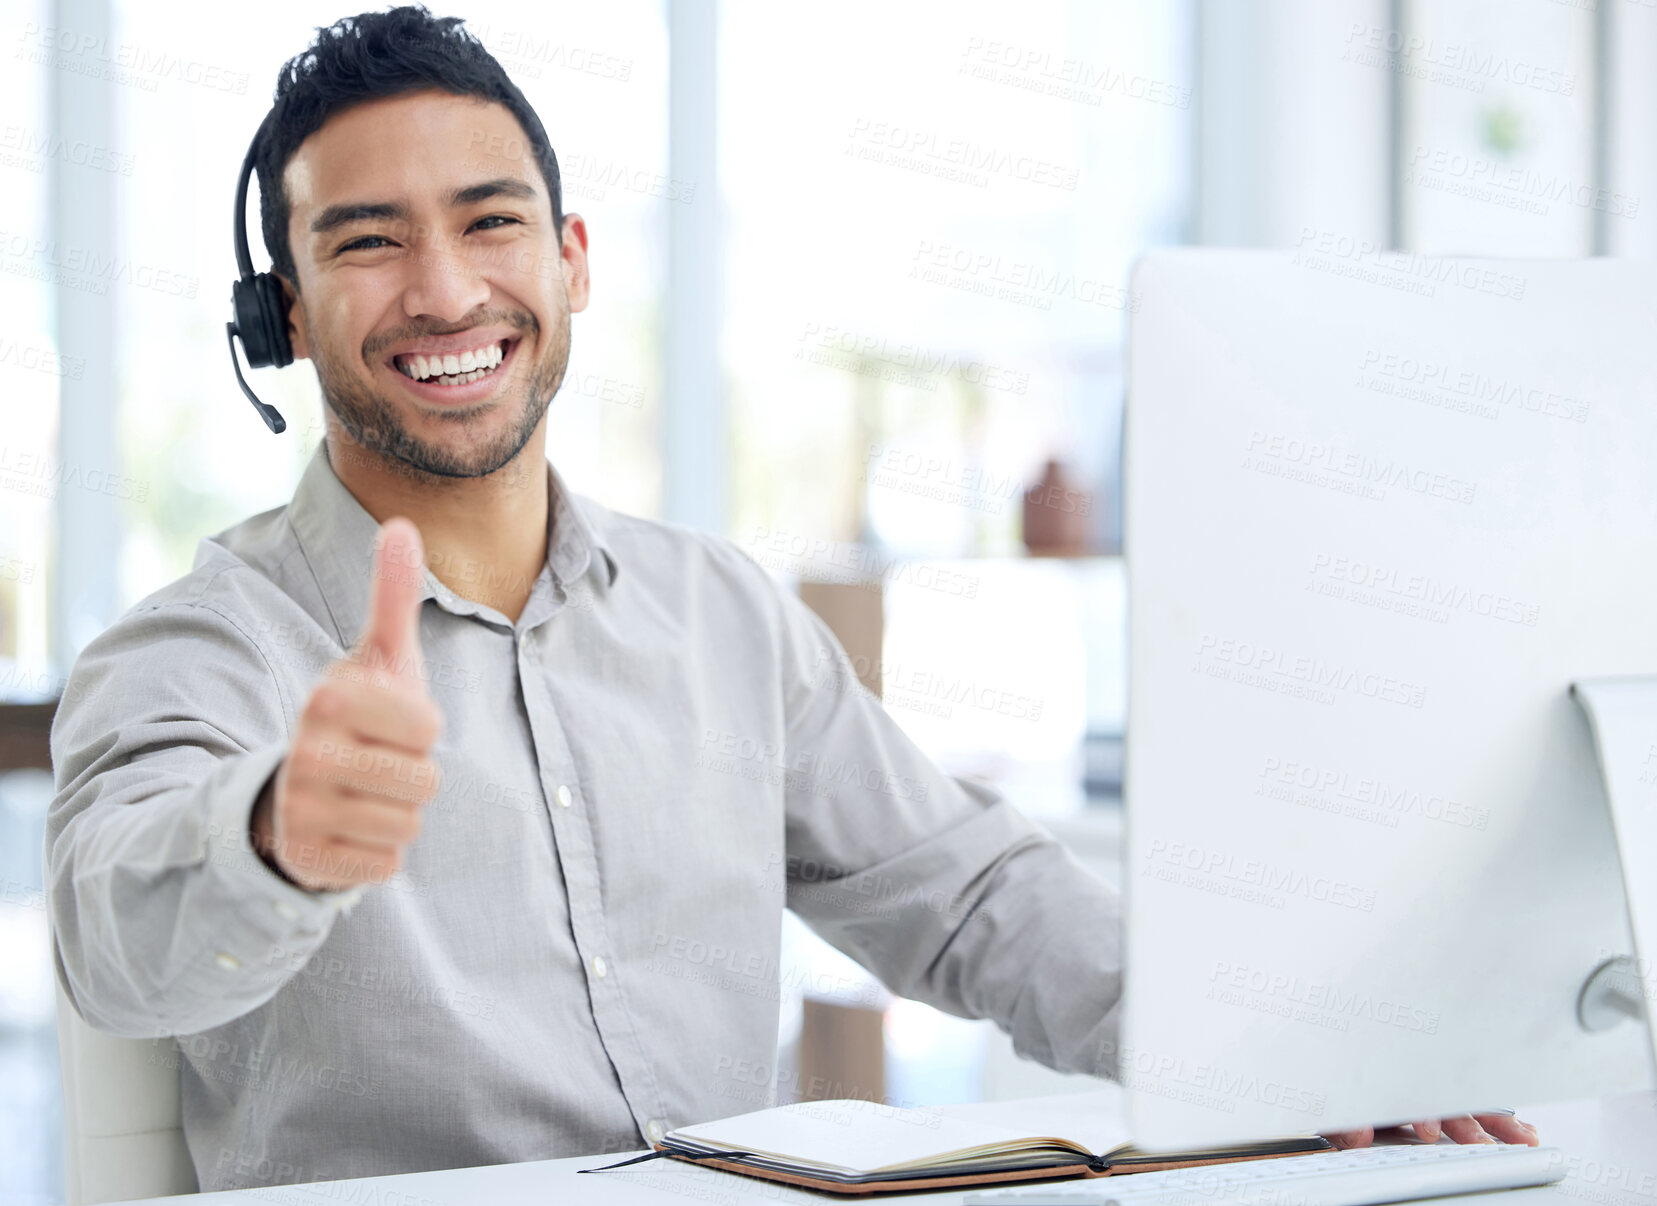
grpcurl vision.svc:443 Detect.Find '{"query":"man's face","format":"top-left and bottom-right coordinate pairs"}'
top-left (281, 87), bottom-right (588, 480)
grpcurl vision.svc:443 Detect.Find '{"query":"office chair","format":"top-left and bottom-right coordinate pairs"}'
top-left (52, 980), bottom-right (198, 1205)
top-left (10, 698), bottom-right (197, 1206)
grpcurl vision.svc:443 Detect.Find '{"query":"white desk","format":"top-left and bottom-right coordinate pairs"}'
top-left (113, 1087), bottom-right (1657, 1205)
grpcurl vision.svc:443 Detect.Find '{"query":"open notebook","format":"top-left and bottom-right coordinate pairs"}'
top-left (645, 1091), bottom-right (1332, 1195)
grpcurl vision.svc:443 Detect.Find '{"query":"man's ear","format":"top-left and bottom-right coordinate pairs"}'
top-left (279, 275), bottom-right (309, 362)
top-left (559, 213), bottom-right (591, 315)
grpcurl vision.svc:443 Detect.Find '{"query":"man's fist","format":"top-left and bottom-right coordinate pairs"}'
top-left (252, 518), bottom-right (444, 892)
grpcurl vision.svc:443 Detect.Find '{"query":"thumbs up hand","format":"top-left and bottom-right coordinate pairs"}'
top-left (252, 518), bottom-right (445, 893)
top-left (353, 517), bottom-right (429, 679)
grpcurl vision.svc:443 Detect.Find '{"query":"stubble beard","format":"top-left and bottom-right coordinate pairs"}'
top-left (314, 304), bottom-right (571, 484)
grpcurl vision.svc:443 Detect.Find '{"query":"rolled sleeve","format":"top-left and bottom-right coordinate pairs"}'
top-left (761, 565), bottom-right (1123, 1078)
top-left (46, 590), bottom-right (359, 1039)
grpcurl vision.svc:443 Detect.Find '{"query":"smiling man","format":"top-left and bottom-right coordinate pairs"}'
top-left (44, 5), bottom-right (1533, 1195)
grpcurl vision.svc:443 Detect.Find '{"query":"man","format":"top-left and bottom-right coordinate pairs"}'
top-left (45, 5), bottom-right (1534, 1193)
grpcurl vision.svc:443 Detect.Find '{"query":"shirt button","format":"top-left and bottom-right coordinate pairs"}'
top-left (555, 784), bottom-right (573, 808)
top-left (272, 900), bottom-right (299, 922)
top-left (646, 1119), bottom-right (667, 1143)
top-left (215, 952), bottom-right (241, 971)
top-left (591, 955), bottom-right (608, 979)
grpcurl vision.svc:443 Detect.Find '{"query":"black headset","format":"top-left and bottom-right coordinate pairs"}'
top-left (226, 115), bottom-right (290, 434)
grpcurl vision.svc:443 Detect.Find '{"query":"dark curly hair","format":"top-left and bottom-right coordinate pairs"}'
top-left (255, 4), bottom-right (564, 293)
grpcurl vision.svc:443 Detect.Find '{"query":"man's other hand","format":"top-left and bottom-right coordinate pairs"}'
top-left (1324, 1112), bottom-right (1540, 1148)
top-left (251, 517), bottom-right (444, 892)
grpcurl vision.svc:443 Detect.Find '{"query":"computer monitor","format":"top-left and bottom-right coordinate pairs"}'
top-left (1121, 249), bottom-right (1657, 1147)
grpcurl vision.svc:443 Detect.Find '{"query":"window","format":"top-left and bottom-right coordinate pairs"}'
top-left (720, 0), bottom-right (1194, 560)
top-left (0, 0), bottom-right (56, 696)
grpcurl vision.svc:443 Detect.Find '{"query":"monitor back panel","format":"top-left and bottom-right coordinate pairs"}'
top-left (1123, 249), bottom-right (1657, 1146)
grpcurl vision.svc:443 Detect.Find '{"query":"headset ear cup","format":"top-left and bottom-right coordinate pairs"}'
top-left (231, 274), bottom-right (286, 369)
top-left (230, 275), bottom-right (268, 367)
top-left (253, 272), bottom-right (294, 369)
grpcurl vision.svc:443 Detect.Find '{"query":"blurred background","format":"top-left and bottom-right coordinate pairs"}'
top-left (3, 0), bottom-right (1655, 1201)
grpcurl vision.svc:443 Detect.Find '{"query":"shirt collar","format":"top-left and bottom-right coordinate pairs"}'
top-left (287, 441), bottom-right (618, 645)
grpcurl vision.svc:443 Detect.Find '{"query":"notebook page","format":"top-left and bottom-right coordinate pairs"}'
top-left (668, 1098), bottom-right (1055, 1175)
top-left (931, 1090), bottom-right (1131, 1157)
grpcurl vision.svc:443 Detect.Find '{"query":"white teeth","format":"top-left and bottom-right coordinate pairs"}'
top-left (395, 341), bottom-right (508, 382)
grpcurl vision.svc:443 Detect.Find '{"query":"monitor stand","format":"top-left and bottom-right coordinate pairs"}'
top-left (1572, 679), bottom-right (1657, 1054)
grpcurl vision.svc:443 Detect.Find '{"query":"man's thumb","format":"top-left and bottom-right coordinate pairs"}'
top-left (356, 518), bottom-right (426, 675)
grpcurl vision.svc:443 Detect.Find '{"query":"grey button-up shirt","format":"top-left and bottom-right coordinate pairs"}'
top-left (46, 441), bottom-right (1122, 1193)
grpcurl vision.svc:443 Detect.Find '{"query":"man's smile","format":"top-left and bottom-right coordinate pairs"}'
top-left (379, 334), bottom-right (524, 405)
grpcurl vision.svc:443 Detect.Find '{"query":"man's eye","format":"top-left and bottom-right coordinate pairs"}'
top-left (338, 218), bottom-right (517, 255)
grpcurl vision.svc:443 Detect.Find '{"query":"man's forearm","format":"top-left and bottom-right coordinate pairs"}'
top-left (788, 788), bottom-right (1124, 1080)
top-left (48, 743), bottom-right (354, 1037)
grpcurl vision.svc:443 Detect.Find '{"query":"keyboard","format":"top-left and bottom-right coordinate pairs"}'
top-left (962, 1142), bottom-right (1566, 1206)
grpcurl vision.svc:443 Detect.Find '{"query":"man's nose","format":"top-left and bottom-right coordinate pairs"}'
top-left (399, 237), bottom-right (492, 324)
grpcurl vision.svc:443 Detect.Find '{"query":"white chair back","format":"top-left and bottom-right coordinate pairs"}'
top-left (53, 972), bottom-right (198, 1205)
